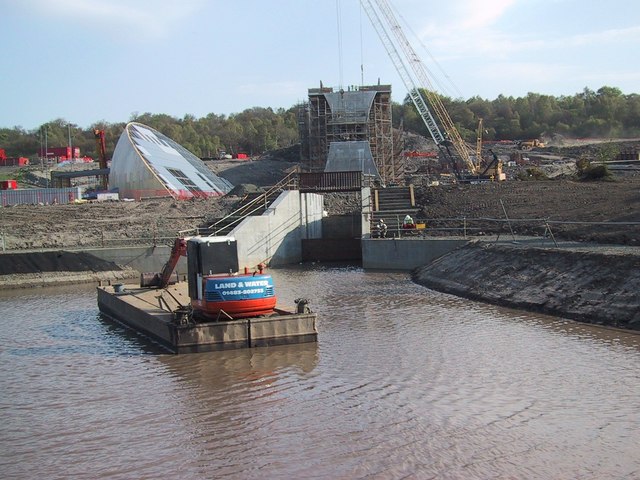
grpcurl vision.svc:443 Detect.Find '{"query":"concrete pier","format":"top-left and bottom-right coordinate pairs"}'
top-left (362, 237), bottom-right (469, 270)
top-left (97, 283), bottom-right (318, 353)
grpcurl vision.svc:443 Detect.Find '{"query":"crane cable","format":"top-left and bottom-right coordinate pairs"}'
top-left (336, 0), bottom-right (344, 89)
top-left (359, 0), bottom-right (365, 85)
top-left (389, 1), bottom-right (464, 99)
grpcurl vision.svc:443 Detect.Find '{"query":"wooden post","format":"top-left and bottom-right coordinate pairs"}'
top-left (545, 220), bottom-right (558, 247)
top-left (500, 199), bottom-right (517, 242)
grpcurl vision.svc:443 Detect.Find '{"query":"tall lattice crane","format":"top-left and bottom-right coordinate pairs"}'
top-left (361, 0), bottom-right (478, 178)
top-left (476, 118), bottom-right (483, 164)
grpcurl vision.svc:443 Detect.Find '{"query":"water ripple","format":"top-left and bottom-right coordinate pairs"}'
top-left (1, 270), bottom-right (640, 479)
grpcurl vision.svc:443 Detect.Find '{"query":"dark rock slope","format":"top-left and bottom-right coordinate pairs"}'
top-left (412, 242), bottom-right (640, 331)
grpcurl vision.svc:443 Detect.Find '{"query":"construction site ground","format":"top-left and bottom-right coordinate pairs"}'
top-left (2, 139), bottom-right (639, 251)
top-left (2, 139), bottom-right (640, 329)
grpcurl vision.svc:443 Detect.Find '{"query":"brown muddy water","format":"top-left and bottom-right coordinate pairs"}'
top-left (1, 264), bottom-right (639, 479)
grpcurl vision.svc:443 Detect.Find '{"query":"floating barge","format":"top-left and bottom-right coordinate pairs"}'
top-left (97, 282), bottom-right (318, 354)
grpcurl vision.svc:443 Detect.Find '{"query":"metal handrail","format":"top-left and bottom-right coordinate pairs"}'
top-left (203, 168), bottom-right (300, 236)
top-left (370, 215), bottom-right (640, 244)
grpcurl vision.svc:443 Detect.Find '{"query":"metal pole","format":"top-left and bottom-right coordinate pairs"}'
top-left (545, 220), bottom-right (558, 247)
top-left (68, 124), bottom-right (72, 160)
top-left (500, 199), bottom-right (517, 242)
top-left (1, 206), bottom-right (4, 252)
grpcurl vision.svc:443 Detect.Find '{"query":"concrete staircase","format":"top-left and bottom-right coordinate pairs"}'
top-left (195, 171), bottom-right (299, 236)
top-left (371, 186), bottom-right (420, 232)
top-left (197, 191), bottom-right (275, 236)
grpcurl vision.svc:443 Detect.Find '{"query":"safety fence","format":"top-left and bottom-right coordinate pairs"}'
top-left (0, 230), bottom-right (178, 253)
top-left (298, 171), bottom-right (366, 192)
top-left (1, 187), bottom-right (82, 206)
top-left (3, 218), bottom-right (640, 253)
top-left (129, 189), bottom-right (227, 201)
top-left (371, 216), bottom-right (640, 245)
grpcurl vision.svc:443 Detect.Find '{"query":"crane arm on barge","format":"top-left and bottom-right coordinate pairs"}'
top-left (140, 237), bottom-right (187, 288)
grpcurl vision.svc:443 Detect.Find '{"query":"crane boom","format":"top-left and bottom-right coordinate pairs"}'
top-left (360, 0), bottom-right (443, 145)
top-left (361, 0), bottom-right (478, 177)
top-left (476, 118), bottom-right (483, 164)
top-left (139, 237), bottom-right (187, 288)
top-left (94, 129), bottom-right (108, 190)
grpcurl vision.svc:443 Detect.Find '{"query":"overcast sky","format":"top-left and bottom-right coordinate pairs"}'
top-left (2, 0), bottom-right (639, 130)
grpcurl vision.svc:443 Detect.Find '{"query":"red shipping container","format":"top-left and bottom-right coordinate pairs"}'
top-left (39, 146), bottom-right (71, 158)
top-left (236, 153), bottom-right (248, 159)
top-left (1, 180), bottom-right (18, 190)
top-left (0, 157), bottom-right (28, 166)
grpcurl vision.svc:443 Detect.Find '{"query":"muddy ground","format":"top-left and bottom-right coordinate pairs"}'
top-left (1, 140), bottom-right (639, 250)
top-left (414, 176), bottom-right (640, 245)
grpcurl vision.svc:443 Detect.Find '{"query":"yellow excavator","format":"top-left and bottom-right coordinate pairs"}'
top-left (476, 118), bottom-right (505, 181)
top-left (518, 139), bottom-right (545, 150)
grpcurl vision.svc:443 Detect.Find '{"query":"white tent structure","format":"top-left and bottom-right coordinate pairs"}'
top-left (109, 122), bottom-right (233, 200)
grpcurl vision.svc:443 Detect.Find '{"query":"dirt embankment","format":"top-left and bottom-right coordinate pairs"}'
top-left (413, 242), bottom-right (640, 331)
top-left (2, 140), bottom-right (640, 304)
top-left (0, 251), bottom-right (136, 289)
top-left (413, 177), bottom-right (640, 245)
top-left (4, 175), bottom-right (637, 250)
top-left (0, 194), bottom-right (241, 251)
top-left (3, 141), bottom-right (639, 249)
top-left (0, 158), bottom-right (299, 251)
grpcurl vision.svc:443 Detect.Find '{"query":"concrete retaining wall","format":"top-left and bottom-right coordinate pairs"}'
top-left (322, 214), bottom-right (362, 239)
top-left (87, 190), bottom-right (325, 273)
top-left (362, 237), bottom-right (469, 270)
top-left (302, 239), bottom-right (361, 262)
top-left (232, 191), bottom-right (323, 268)
top-left (88, 236), bottom-right (467, 273)
top-left (83, 245), bottom-right (188, 277)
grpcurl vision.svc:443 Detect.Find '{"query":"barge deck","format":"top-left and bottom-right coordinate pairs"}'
top-left (97, 282), bottom-right (318, 354)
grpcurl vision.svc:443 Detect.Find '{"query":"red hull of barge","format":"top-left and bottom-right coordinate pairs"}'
top-left (192, 297), bottom-right (277, 319)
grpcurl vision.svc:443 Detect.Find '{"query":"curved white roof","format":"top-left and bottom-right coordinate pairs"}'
top-left (109, 122), bottom-right (233, 200)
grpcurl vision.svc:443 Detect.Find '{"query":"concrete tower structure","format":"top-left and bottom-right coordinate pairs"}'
top-left (298, 82), bottom-right (400, 185)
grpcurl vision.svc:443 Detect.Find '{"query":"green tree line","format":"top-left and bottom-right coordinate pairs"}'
top-left (0, 106), bottom-right (301, 161)
top-left (396, 86), bottom-right (640, 142)
top-left (1, 86), bottom-right (638, 160)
